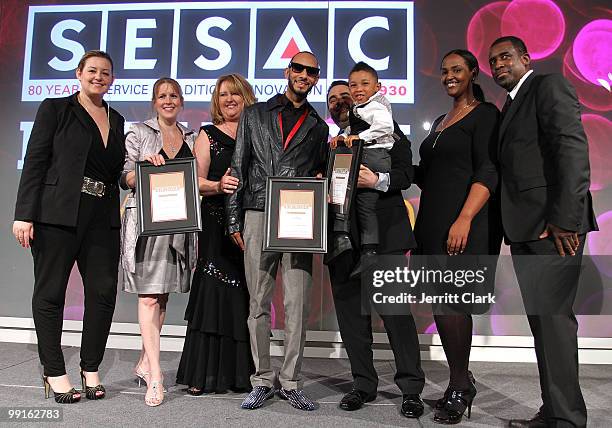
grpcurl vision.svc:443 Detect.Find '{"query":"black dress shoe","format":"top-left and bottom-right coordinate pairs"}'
top-left (327, 233), bottom-right (353, 262)
top-left (349, 249), bottom-right (378, 279)
top-left (401, 394), bottom-right (424, 418)
top-left (339, 389), bottom-right (376, 411)
top-left (508, 411), bottom-right (547, 428)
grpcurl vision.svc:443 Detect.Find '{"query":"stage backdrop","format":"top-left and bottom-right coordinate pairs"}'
top-left (1, 0), bottom-right (611, 338)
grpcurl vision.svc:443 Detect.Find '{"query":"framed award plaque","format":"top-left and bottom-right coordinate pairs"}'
top-left (263, 177), bottom-right (328, 253)
top-left (326, 139), bottom-right (363, 219)
top-left (135, 157), bottom-right (202, 236)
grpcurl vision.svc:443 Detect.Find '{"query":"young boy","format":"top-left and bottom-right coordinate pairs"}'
top-left (330, 61), bottom-right (396, 276)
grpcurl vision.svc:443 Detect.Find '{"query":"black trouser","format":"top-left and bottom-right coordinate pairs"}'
top-left (510, 235), bottom-right (587, 428)
top-left (328, 250), bottom-right (424, 396)
top-left (31, 193), bottom-right (120, 377)
top-left (334, 148), bottom-right (391, 246)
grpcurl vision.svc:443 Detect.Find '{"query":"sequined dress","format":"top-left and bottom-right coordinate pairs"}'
top-left (177, 125), bottom-right (253, 392)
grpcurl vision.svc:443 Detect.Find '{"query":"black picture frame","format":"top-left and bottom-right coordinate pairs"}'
top-left (135, 157), bottom-right (202, 236)
top-left (326, 139), bottom-right (363, 219)
top-left (263, 177), bottom-right (328, 253)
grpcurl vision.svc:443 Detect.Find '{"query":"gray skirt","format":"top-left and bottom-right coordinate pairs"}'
top-left (122, 234), bottom-right (191, 294)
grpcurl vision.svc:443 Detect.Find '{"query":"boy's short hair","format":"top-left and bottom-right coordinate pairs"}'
top-left (349, 61), bottom-right (378, 81)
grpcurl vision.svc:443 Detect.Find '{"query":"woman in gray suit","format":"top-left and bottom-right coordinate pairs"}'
top-left (120, 77), bottom-right (197, 406)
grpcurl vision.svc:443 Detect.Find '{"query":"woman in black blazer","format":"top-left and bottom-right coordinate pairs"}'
top-left (13, 50), bottom-right (125, 403)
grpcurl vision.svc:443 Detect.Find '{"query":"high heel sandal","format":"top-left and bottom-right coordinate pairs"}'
top-left (145, 380), bottom-right (164, 407)
top-left (42, 376), bottom-right (81, 404)
top-left (79, 370), bottom-right (106, 400)
top-left (435, 370), bottom-right (476, 410)
top-left (134, 366), bottom-right (167, 393)
top-left (187, 386), bottom-right (204, 396)
top-left (433, 383), bottom-right (477, 425)
top-left (134, 367), bottom-right (150, 387)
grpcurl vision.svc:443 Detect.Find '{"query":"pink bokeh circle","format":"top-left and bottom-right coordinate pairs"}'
top-left (563, 47), bottom-right (612, 112)
top-left (467, 2), bottom-right (510, 76)
top-left (573, 19), bottom-right (612, 86)
top-left (582, 114), bottom-right (612, 192)
top-left (588, 211), bottom-right (612, 258)
top-left (500, 0), bottom-right (566, 60)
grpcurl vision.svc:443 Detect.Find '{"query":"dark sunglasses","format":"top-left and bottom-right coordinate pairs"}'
top-left (289, 62), bottom-right (320, 77)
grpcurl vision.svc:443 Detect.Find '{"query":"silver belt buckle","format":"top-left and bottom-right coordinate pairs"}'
top-left (82, 176), bottom-right (105, 197)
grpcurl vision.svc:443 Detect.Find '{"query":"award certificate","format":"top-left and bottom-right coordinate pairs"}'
top-left (149, 171), bottom-right (188, 223)
top-left (277, 189), bottom-right (314, 239)
top-left (330, 153), bottom-right (352, 205)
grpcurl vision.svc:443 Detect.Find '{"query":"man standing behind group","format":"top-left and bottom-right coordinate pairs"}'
top-left (325, 81), bottom-right (425, 418)
top-left (226, 51), bottom-right (329, 411)
top-left (488, 36), bottom-right (597, 427)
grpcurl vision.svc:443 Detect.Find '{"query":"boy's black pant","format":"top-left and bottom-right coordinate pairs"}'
top-left (334, 147), bottom-right (391, 246)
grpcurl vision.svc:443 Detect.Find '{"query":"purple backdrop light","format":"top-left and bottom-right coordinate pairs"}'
top-left (424, 322), bottom-right (437, 334)
top-left (573, 19), bottom-right (612, 88)
top-left (563, 47), bottom-right (612, 112)
top-left (582, 114), bottom-right (612, 191)
top-left (467, 1), bottom-right (510, 77)
top-left (500, 0), bottom-right (566, 60)
top-left (588, 210), bottom-right (612, 255)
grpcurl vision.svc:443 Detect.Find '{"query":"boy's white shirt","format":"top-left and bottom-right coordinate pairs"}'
top-left (341, 91), bottom-right (395, 149)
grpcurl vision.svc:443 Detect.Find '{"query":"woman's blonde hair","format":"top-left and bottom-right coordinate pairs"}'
top-left (210, 74), bottom-right (256, 124)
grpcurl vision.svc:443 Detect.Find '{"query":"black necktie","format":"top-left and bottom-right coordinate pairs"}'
top-left (501, 94), bottom-right (512, 118)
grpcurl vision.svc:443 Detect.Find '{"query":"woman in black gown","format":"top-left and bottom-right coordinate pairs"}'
top-left (413, 49), bottom-right (502, 424)
top-left (177, 74), bottom-right (256, 394)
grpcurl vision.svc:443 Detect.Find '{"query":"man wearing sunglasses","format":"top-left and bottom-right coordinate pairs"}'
top-left (227, 51), bottom-right (329, 411)
top-left (325, 81), bottom-right (426, 418)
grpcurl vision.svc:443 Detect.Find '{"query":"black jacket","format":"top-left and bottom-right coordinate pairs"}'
top-left (227, 94), bottom-right (329, 234)
top-left (14, 93), bottom-right (125, 228)
top-left (498, 73), bottom-right (597, 242)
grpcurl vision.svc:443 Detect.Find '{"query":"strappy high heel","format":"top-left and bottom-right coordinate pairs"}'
top-left (134, 367), bottom-right (150, 387)
top-left (187, 386), bottom-right (204, 396)
top-left (42, 376), bottom-right (81, 404)
top-left (134, 366), bottom-right (167, 392)
top-left (80, 370), bottom-right (106, 400)
top-left (145, 380), bottom-right (164, 407)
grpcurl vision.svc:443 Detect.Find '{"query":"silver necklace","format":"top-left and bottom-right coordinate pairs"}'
top-left (432, 98), bottom-right (476, 148)
top-left (161, 125), bottom-right (181, 154)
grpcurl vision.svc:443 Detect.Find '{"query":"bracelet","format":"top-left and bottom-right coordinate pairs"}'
top-left (217, 181), bottom-right (222, 193)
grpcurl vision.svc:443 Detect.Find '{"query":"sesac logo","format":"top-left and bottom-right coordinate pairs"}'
top-left (263, 17), bottom-right (314, 70)
top-left (253, 9), bottom-right (328, 100)
top-left (21, 2), bottom-right (413, 103)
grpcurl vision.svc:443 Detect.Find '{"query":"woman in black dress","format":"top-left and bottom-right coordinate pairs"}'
top-left (414, 49), bottom-right (501, 424)
top-left (176, 74), bottom-right (256, 394)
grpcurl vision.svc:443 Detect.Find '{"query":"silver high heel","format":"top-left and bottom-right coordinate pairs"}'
top-left (145, 380), bottom-right (164, 407)
top-left (134, 367), bottom-right (149, 387)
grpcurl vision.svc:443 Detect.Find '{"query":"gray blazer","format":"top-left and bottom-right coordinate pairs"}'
top-left (120, 118), bottom-right (197, 273)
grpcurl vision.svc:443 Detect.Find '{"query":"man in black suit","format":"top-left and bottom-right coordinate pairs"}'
top-left (325, 81), bottom-right (425, 418)
top-left (488, 36), bottom-right (597, 428)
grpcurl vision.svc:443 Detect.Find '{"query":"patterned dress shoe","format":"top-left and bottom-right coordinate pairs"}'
top-left (339, 389), bottom-right (376, 411)
top-left (240, 386), bottom-right (275, 409)
top-left (508, 411), bottom-right (547, 428)
top-left (401, 393), bottom-right (425, 418)
top-left (278, 388), bottom-right (317, 411)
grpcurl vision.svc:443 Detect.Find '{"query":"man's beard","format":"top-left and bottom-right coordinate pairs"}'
top-left (331, 102), bottom-right (351, 129)
top-left (288, 78), bottom-right (313, 99)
